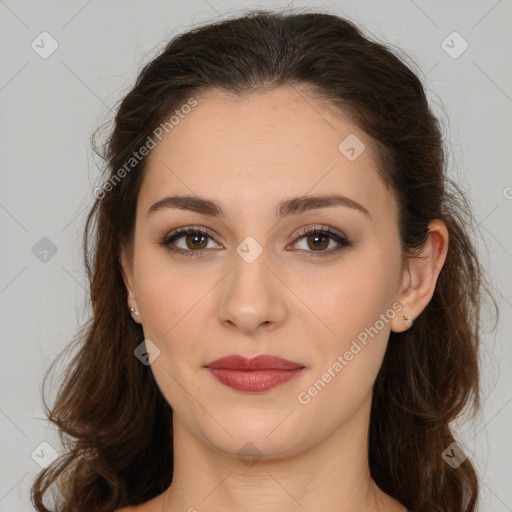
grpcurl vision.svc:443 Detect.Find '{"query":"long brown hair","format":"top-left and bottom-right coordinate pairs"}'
top-left (31, 9), bottom-right (497, 512)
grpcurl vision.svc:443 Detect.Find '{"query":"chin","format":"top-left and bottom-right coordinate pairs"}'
top-left (190, 407), bottom-right (298, 455)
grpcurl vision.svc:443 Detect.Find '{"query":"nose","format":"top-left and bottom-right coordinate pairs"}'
top-left (217, 244), bottom-right (287, 336)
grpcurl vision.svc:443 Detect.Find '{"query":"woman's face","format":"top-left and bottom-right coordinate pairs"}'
top-left (121, 87), bottom-right (407, 460)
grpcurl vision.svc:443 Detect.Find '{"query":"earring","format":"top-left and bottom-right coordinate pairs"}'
top-left (403, 314), bottom-right (414, 325)
top-left (128, 291), bottom-right (140, 316)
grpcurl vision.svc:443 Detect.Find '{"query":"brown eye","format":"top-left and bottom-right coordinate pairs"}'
top-left (184, 231), bottom-right (208, 250)
top-left (160, 227), bottom-right (221, 256)
top-left (160, 226), bottom-right (352, 258)
top-left (305, 232), bottom-right (330, 251)
top-left (291, 227), bottom-right (352, 258)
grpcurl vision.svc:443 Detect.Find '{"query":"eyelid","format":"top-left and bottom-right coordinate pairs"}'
top-left (162, 225), bottom-right (222, 250)
top-left (162, 224), bottom-right (346, 242)
top-left (293, 224), bottom-right (347, 240)
top-left (160, 224), bottom-right (352, 257)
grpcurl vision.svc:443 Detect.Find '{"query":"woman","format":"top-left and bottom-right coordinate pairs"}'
top-left (31, 9), bottom-right (495, 512)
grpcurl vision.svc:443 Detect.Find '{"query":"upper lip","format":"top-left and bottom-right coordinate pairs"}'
top-left (204, 355), bottom-right (304, 371)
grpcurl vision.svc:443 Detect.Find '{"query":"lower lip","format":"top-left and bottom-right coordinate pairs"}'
top-left (207, 368), bottom-right (305, 392)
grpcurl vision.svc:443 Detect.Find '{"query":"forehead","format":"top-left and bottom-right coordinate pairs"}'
top-left (139, 87), bottom-right (395, 224)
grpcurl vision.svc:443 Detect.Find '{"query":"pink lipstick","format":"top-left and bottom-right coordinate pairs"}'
top-left (204, 354), bottom-right (305, 392)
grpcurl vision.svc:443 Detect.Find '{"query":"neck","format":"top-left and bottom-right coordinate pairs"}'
top-left (161, 397), bottom-right (404, 512)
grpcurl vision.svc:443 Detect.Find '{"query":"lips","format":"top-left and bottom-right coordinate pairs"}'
top-left (205, 355), bottom-right (304, 371)
top-left (204, 355), bottom-right (305, 392)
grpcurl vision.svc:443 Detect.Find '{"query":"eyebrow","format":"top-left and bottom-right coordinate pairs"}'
top-left (147, 193), bottom-right (371, 220)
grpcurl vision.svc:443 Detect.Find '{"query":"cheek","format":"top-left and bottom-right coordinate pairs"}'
top-left (134, 263), bottom-right (210, 409)
top-left (298, 254), bottom-right (399, 345)
top-left (293, 265), bottom-right (397, 428)
top-left (134, 241), bottom-right (209, 329)
top-left (296, 248), bottom-right (401, 402)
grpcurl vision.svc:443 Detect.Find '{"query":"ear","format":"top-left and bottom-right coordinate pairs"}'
top-left (390, 219), bottom-right (449, 333)
top-left (119, 241), bottom-right (142, 324)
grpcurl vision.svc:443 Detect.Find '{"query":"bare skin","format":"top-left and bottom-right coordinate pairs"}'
top-left (117, 86), bottom-right (448, 512)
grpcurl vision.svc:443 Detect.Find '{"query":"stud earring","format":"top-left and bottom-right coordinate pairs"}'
top-left (128, 291), bottom-right (140, 316)
top-left (403, 314), bottom-right (414, 325)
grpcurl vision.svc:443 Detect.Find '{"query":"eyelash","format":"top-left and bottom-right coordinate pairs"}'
top-left (159, 225), bottom-right (352, 258)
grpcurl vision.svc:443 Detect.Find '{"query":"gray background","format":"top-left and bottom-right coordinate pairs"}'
top-left (1, 0), bottom-right (511, 510)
